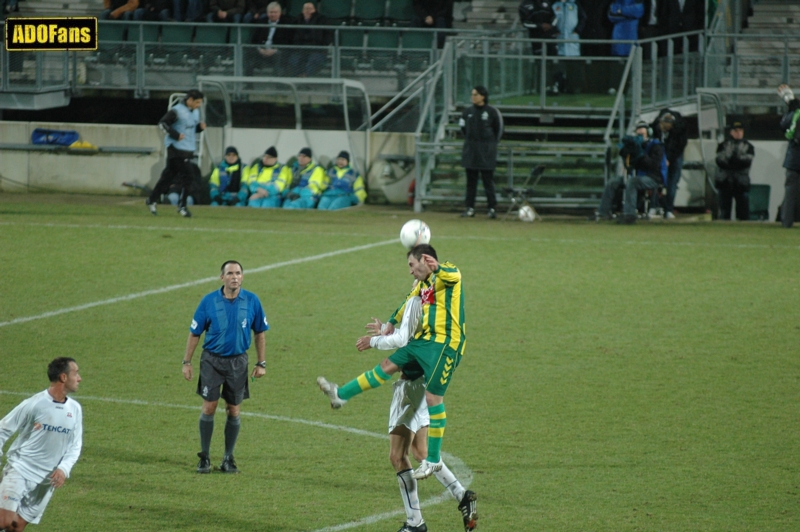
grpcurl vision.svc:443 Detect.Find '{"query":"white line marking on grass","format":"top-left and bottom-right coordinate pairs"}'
top-left (0, 390), bottom-right (472, 532)
top-left (0, 239), bottom-right (396, 329)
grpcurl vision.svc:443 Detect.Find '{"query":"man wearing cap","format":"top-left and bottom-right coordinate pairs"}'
top-left (283, 147), bottom-right (329, 209)
top-left (651, 109), bottom-right (688, 219)
top-left (317, 151), bottom-right (367, 210)
top-left (459, 85), bottom-right (503, 219)
top-left (778, 84), bottom-right (800, 228)
top-left (596, 120), bottom-right (667, 224)
top-left (209, 146), bottom-right (246, 207)
top-left (715, 120), bottom-right (755, 221)
top-left (245, 146), bottom-right (292, 208)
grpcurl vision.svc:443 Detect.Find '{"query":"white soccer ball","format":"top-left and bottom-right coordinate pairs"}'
top-left (399, 219), bottom-right (431, 249)
top-left (518, 205), bottom-right (535, 222)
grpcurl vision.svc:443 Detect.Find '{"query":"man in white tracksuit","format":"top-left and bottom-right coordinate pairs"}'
top-left (356, 295), bottom-right (478, 532)
top-left (0, 358), bottom-right (83, 532)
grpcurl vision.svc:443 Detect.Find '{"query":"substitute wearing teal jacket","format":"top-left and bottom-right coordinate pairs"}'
top-left (318, 150), bottom-right (366, 210)
top-left (283, 147), bottom-right (329, 209)
top-left (209, 146), bottom-right (245, 206)
top-left (245, 146), bottom-right (292, 208)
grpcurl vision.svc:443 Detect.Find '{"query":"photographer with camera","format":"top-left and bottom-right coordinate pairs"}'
top-left (595, 120), bottom-right (667, 224)
top-left (778, 84), bottom-right (800, 228)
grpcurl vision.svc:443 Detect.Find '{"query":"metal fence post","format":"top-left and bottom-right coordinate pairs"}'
top-left (632, 45), bottom-right (642, 121)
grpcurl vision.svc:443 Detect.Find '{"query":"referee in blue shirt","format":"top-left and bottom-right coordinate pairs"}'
top-left (182, 260), bottom-right (269, 474)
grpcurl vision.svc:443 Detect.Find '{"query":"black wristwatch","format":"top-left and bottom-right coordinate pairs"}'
top-left (255, 361), bottom-right (266, 368)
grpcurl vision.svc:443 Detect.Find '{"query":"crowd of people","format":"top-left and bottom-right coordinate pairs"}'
top-left (590, 83), bottom-right (800, 226)
top-left (519, 0), bottom-right (710, 58)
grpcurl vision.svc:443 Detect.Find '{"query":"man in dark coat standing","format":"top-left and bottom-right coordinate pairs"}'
top-left (715, 119), bottom-right (755, 221)
top-left (778, 84), bottom-right (800, 228)
top-left (459, 85), bottom-right (503, 219)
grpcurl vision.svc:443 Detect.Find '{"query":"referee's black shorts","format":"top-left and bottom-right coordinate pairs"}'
top-left (196, 350), bottom-right (249, 405)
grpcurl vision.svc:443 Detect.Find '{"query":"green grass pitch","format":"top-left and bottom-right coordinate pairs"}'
top-left (0, 194), bottom-right (798, 531)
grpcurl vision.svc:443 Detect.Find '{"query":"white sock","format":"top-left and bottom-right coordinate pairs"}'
top-left (433, 461), bottom-right (465, 501)
top-left (397, 469), bottom-right (424, 526)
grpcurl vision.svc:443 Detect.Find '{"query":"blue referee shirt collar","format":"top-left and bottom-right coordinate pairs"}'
top-left (219, 286), bottom-right (244, 300)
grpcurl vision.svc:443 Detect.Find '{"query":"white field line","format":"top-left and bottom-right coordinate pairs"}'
top-left (0, 239), bottom-right (396, 329)
top-left (0, 390), bottom-right (472, 532)
top-left (3, 220), bottom-right (799, 250)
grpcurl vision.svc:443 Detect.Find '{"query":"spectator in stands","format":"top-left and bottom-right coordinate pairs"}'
top-left (596, 120), bottom-right (666, 224)
top-left (460, 86), bottom-right (503, 219)
top-left (133, 0), bottom-right (171, 21)
top-left (209, 146), bottom-right (245, 206)
top-left (579, 0), bottom-right (613, 57)
top-left (146, 89), bottom-right (206, 218)
top-left (553, 0), bottom-right (586, 57)
top-left (639, 0), bottom-right (658, 58)
top-left (247, 146), bottom-right (293, 208)
top-left (650, 109), bottom-right (688, 219)
top-left (608, 0), bottom-right (643, 57)
top-left (777, 84), bottom-right (800, 228)
top-left (518, 0), bottom-right (557, 55)
top-left (411, 0), bottom-right (453, 49)
top-left (549, 0), bottom-right (587, 94)
top-left (283, 147), bottom-right (329, 209)
top-left (244, 0), bottom-right (270, 23)
top-left (657, 0), bottom-right (704, 54)
top-left (318, 151), bottom-right (367, 210)
top-left (3, 0), bottom-right (19, 16)
top-left (292, 2), bottom-right (331, 77)
top-left (100, 0), bottom-right (140, 20)
top-left (174, 0), bottom-right (205, 21)
top-left (715, 119), bottom-right (754, 221)
top-left (207, 0), bottom-right (245, 23)
top-left (251, 1), bottom-right (294, 71)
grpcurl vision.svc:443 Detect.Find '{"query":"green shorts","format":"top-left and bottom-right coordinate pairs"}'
top-left (389, 339), bottom-right (461, 396)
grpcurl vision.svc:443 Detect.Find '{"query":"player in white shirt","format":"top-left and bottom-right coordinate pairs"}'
top-left (0, 358), bottom-right (83, 532)
top-left (355, 296), bottom-right (478, 532)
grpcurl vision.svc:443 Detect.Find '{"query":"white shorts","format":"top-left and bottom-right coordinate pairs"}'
top-left (388, 377), bottom-right (429, 434)
top-left (0, 466), bottom-right (55, 525)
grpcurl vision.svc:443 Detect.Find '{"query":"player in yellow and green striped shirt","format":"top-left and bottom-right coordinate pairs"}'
top-left (317, 244), bottom-right (467, 482)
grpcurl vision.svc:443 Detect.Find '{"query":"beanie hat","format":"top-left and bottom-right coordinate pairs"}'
top-left (299, 147), bottom-right (312, 158)
top-left (225, 146), bottom-right (238, 155)
top-left (264, 146), bottom-right (278, 157)
top-left (337, 150), bottom-right (350, 162)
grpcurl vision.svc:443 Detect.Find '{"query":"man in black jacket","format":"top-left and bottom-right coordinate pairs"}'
top-left (518, 0), bottom-right (558, 55)
top-left (651, 109), bottom-right (688, 219)
top-left (411, 0), bottom-right (453, 49)
top-left (459, 86), bottom-right (503, 219)
top-left (250, 1), bottom-right (294, 73)
top-left (291, 2), bottom-right (331, 77)
top-left (715, 119), bottom-right (755, 221)
top-left (778, 84), bottom-right (800, 228)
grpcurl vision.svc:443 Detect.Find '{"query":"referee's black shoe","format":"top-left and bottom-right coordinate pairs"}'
top-left (196, 452), bottom-right (211, 474)
top-left (220, 455), bottom-right (240, 474)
